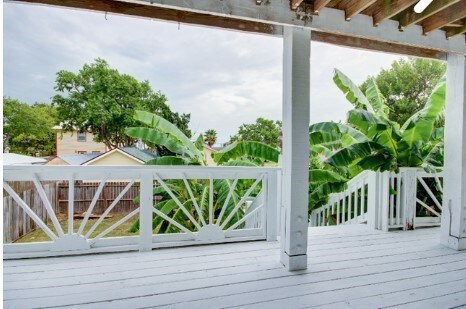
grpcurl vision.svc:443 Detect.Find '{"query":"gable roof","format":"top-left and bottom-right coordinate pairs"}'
top-left (82, 147), bottom-right (157, 165)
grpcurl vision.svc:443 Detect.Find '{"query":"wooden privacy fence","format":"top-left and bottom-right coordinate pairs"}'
top-left (57, 181), bottom-right (141, 215)
top-left (3, 180), bottom-right (144, 244)
top-left (3, 181), bottom-right (57, 243)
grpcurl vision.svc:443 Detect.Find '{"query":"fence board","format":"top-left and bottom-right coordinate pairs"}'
top-left (3, 182), bottom-right (57, 243)
top-left (56, 181), bottom-right (141, 215)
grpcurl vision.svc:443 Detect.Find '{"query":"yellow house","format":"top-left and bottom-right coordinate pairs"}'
top-left (47, 147), bottom-right (157, 166)
top-left (53, 126), bottom-right (107, 156)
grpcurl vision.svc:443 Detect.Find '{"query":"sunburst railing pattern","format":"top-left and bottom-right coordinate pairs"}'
top-left (3, 166), bottom-right (279, 259)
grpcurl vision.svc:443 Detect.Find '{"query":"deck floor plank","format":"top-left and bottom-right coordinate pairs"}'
top-left (3, 226), bottom-right (466, 309)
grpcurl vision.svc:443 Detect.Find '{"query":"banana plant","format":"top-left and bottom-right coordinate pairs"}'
top-left (312, 69), bottom-right (446, 176)
top-left (126, 111), bottom-right (261, 233)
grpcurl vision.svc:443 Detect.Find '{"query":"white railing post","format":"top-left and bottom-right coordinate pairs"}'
top-left (139, 173), bottom-right (153, 252)
top-left (380, 171), bottom-right (391, 232)
top-left (401, 168), bottom-right (417, 231)
top-left (367, 171), bottom-right (378, 230)
top-left (266, 170), bottom-right (279, 241)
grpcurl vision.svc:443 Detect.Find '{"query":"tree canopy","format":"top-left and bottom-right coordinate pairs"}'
top-left (361, 57), bottom-right (446, 126)
top-left (52, 58), bottom-right (191, 150)
top-left (3, 97), bottom-right (58, 156)
top-left (229, 118), bottom-right (282, 148)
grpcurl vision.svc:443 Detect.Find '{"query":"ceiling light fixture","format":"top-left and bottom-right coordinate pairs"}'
top-left (414, 0), bottom-right (434, 13)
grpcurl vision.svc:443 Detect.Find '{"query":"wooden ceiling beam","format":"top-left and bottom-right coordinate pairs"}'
top-left (311, 31), bottom-right (446, 59)
top-left (11, 0), bottom-right (281, 35)
top-left (399, 0), bottom-right (461, 30)
top-left (290, 0), bottom-right (304, 10)
top-left (422, 1), bottom-right (466, 34)
top-left (446, 23), bottom-right (466, 39)
top-left (344, 0), bottom-right (378, 21)
top-left (9, 0), bottom-right (466, 54)
top-left (372, 0), bottom-right (418, 26)
top-left (313, 0), bottom-right (332, 13)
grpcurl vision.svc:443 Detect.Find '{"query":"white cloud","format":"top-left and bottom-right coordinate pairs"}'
top-left (4, 2), bottom-right (401, 143)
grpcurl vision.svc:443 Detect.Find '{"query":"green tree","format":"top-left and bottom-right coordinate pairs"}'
top-left (361, 57), bottom-right (446, 125)
top-left (52, 58), bottom-right (191, 152)
top-left (230, 118), bottom-right (282, 148)
top-left (3, 97), bottom-right (58, 156)
top-left (204, 129), bottom-right (217, 147)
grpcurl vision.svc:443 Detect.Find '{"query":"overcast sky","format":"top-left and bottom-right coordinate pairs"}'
top-left (4, 3), bottom-right (401, 144)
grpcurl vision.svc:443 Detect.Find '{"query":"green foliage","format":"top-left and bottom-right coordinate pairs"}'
top-left (213, 141), bottom-right (279, 165)
top-left (308, 68), bottom-right (446, 211)
top-left (126, 110), bottom-right (204, 164)
top-left (52, 58), bottom-right (191, 154)
top-left (204, 129), bottom-right (217, 147)
top-left (125, 111), bottom-right (260, 234)
top-left (230, 118), bottom-right (282, 148)
top-left (360, 58), bottom-right (446, 126)
top-left (3, 97), bottom-right (58, 156)
top-left (310, 70), bottom-right (446, 177)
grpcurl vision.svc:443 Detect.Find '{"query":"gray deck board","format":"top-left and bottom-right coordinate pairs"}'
top-left (4, 225), bottom-right (466, 309)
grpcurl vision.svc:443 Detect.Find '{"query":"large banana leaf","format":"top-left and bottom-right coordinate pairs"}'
top-left (309, 169), bottom-right (347, 184)
top-left (309, 182), bottom-right (347, 210)
top-left (125, 127), bottom-right (194, 158)
top-left (333, 69), bottom-right (374, 113)
top-left (401, 75), bottom-right (446, 147)
top-left (365, 77), bottom-right (388, 116)
top-left (221, 159), bottom-right (260, 167)
top-left (309, 122), bottom-right (368, 158)
top-left (133, 110), bottom-right (204, 160)
top-left (325, 141), bottom-right (388, 168)
top-left (213, 141), bottom-right (279, 164)
top-left (146, 156), bottom-right (188, 165)
top-left (347, 109), bottom-right (388, 134)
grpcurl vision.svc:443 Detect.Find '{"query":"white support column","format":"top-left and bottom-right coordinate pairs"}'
top-left (441, 54), bottom-right (466, 250)
top-left (280, 26), bottom-right (311, 271)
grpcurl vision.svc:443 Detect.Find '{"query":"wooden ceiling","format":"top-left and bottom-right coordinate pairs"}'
top-left (290, 0), bottom-right (466, 38)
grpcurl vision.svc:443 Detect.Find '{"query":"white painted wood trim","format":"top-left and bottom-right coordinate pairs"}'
top-left (280, 26), bottom-right (311, 271)
top-left (442, 53), bottom-right (466, 250)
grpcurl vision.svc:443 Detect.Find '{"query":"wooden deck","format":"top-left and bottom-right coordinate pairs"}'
top-left (4, 225), bottom-right (466, 308)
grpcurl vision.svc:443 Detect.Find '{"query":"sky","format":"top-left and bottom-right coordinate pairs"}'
top-left (3, 2), bottom-right (402, 144)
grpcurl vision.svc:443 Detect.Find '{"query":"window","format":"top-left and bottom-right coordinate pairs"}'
top-left (77, 132), bottom-right (86, 142)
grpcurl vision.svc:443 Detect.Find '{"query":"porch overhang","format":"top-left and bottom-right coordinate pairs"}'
top-left (10, 0), bottom-right (466, 57)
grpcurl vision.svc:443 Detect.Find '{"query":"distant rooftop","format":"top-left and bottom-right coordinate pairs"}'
top-left (118, 147), bottom-right (158, 163)
top-left (3, 153), bottom-right (47, 165)
top-left (60, 153), bottom-right (101, 165)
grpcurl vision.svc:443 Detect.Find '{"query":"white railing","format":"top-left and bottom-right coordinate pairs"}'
top-left (310, 170), bottom-right (373, 227)
top-left (3, 165), bottom-right (280, 259)
top-left (310, 168), bottom-right (443, 231)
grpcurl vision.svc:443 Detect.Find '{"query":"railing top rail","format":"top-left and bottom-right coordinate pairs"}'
top-left (346, 170), bottom-right (374, 186)
top-left (3, 165), bottom-right (280, 181)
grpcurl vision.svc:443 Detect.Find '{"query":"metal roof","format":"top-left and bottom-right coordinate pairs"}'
top-left (3, 153), bottom-right (47, 165)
